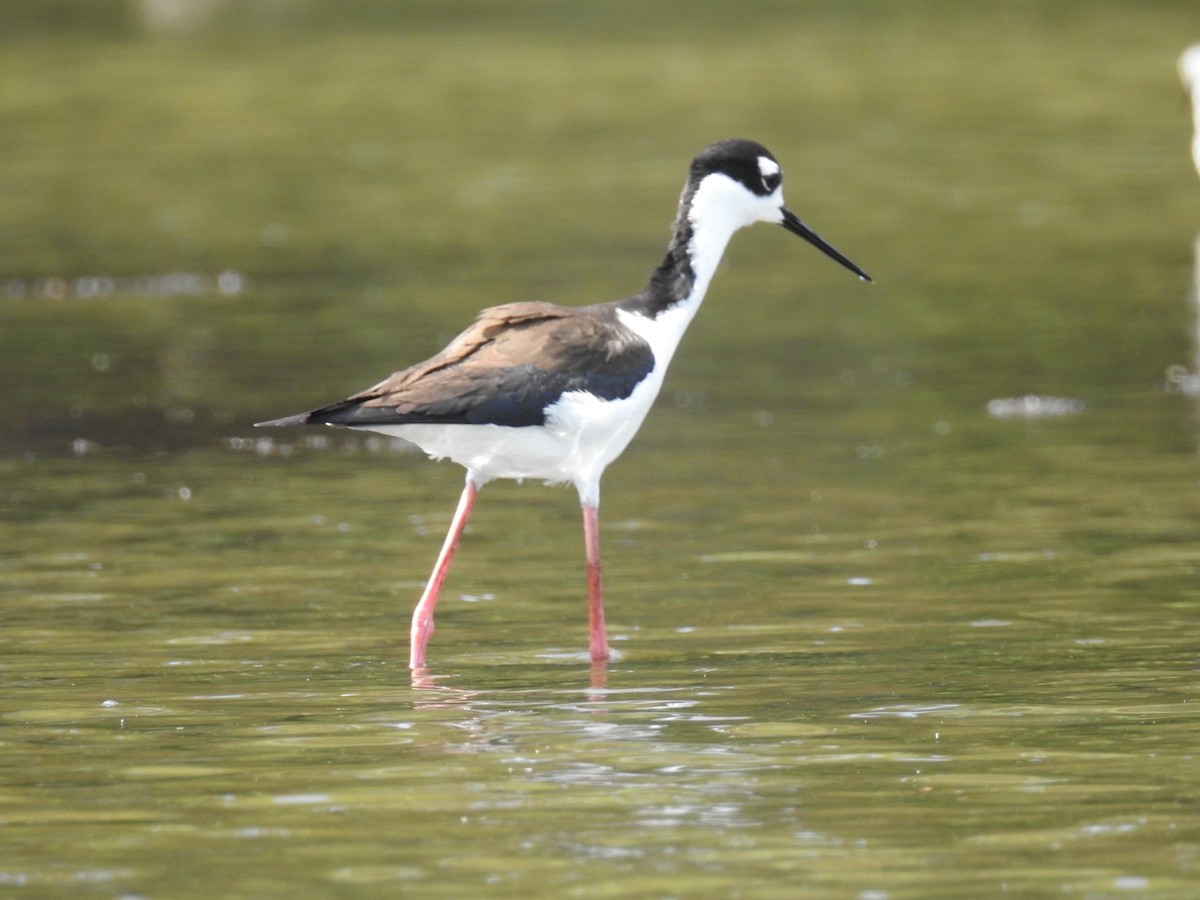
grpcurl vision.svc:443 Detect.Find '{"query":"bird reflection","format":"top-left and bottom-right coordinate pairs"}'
top-left (409, 658), bottom-right (609, 703)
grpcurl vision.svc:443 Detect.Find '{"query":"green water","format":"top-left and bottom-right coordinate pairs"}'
top-left (3, 2), bottom-right (1200, 896)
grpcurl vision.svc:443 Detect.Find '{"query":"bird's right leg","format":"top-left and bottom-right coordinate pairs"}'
top-left (582, 501), bottom-right (611, 663)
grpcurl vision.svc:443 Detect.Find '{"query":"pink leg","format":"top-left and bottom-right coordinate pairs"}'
top-left (582, 503), bottom-right (611, 662)
top-left (410, 478), bottom-right (478, 669)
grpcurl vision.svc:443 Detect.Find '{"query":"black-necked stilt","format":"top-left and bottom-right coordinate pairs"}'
top-left (257, 139), bottom-right (870, 669)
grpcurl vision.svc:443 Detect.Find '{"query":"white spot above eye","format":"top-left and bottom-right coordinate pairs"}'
top-left (758, 156), bottom-right (780, 179)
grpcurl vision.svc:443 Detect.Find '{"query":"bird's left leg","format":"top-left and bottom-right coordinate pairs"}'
top-left (410, 475), bottom-right (480, 669)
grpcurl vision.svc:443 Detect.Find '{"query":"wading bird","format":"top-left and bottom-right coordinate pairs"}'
top-left (257, 139), bottom-right (870, 668)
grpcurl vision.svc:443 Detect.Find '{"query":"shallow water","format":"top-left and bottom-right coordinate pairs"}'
top-left (3, 2), bottom-right (1200, 896)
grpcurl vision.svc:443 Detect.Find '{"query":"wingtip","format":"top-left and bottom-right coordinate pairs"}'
top-left (254, 413), bottom-right (310, 428)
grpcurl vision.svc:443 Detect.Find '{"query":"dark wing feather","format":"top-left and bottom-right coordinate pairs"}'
top-left (258, 301), bottom-right (655, 429)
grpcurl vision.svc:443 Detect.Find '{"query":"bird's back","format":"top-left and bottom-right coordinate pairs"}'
top-left (297, 300), bottom-right (656, 431)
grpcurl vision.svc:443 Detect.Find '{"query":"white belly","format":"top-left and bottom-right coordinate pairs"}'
top-left (362, 367), bottom-right (667, 507)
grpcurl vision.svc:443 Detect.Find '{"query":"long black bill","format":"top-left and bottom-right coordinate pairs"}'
top-left (780, 208), bottom-right (872, 282)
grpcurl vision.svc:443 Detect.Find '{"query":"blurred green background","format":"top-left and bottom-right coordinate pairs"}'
top-left (3, 0), bottom-right (1197, 455)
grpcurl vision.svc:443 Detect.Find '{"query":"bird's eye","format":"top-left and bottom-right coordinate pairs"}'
top-left (757, 156), bottom-right (782, 193)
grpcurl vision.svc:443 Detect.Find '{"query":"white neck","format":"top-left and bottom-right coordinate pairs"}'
top-left (685, 172), bottom-right (784, 303)
top-left (624, 171), bottom-right (784, 371)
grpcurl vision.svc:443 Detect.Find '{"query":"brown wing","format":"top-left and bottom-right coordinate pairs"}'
top-left (259, 301), bottom-right (654, 429)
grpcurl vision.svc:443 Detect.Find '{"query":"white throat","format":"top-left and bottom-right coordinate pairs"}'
top-left (685, 172), bottom-right (784, 301)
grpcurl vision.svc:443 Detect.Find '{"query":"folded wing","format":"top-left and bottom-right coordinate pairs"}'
top-left (259, 301), bottom-right (655, 429)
